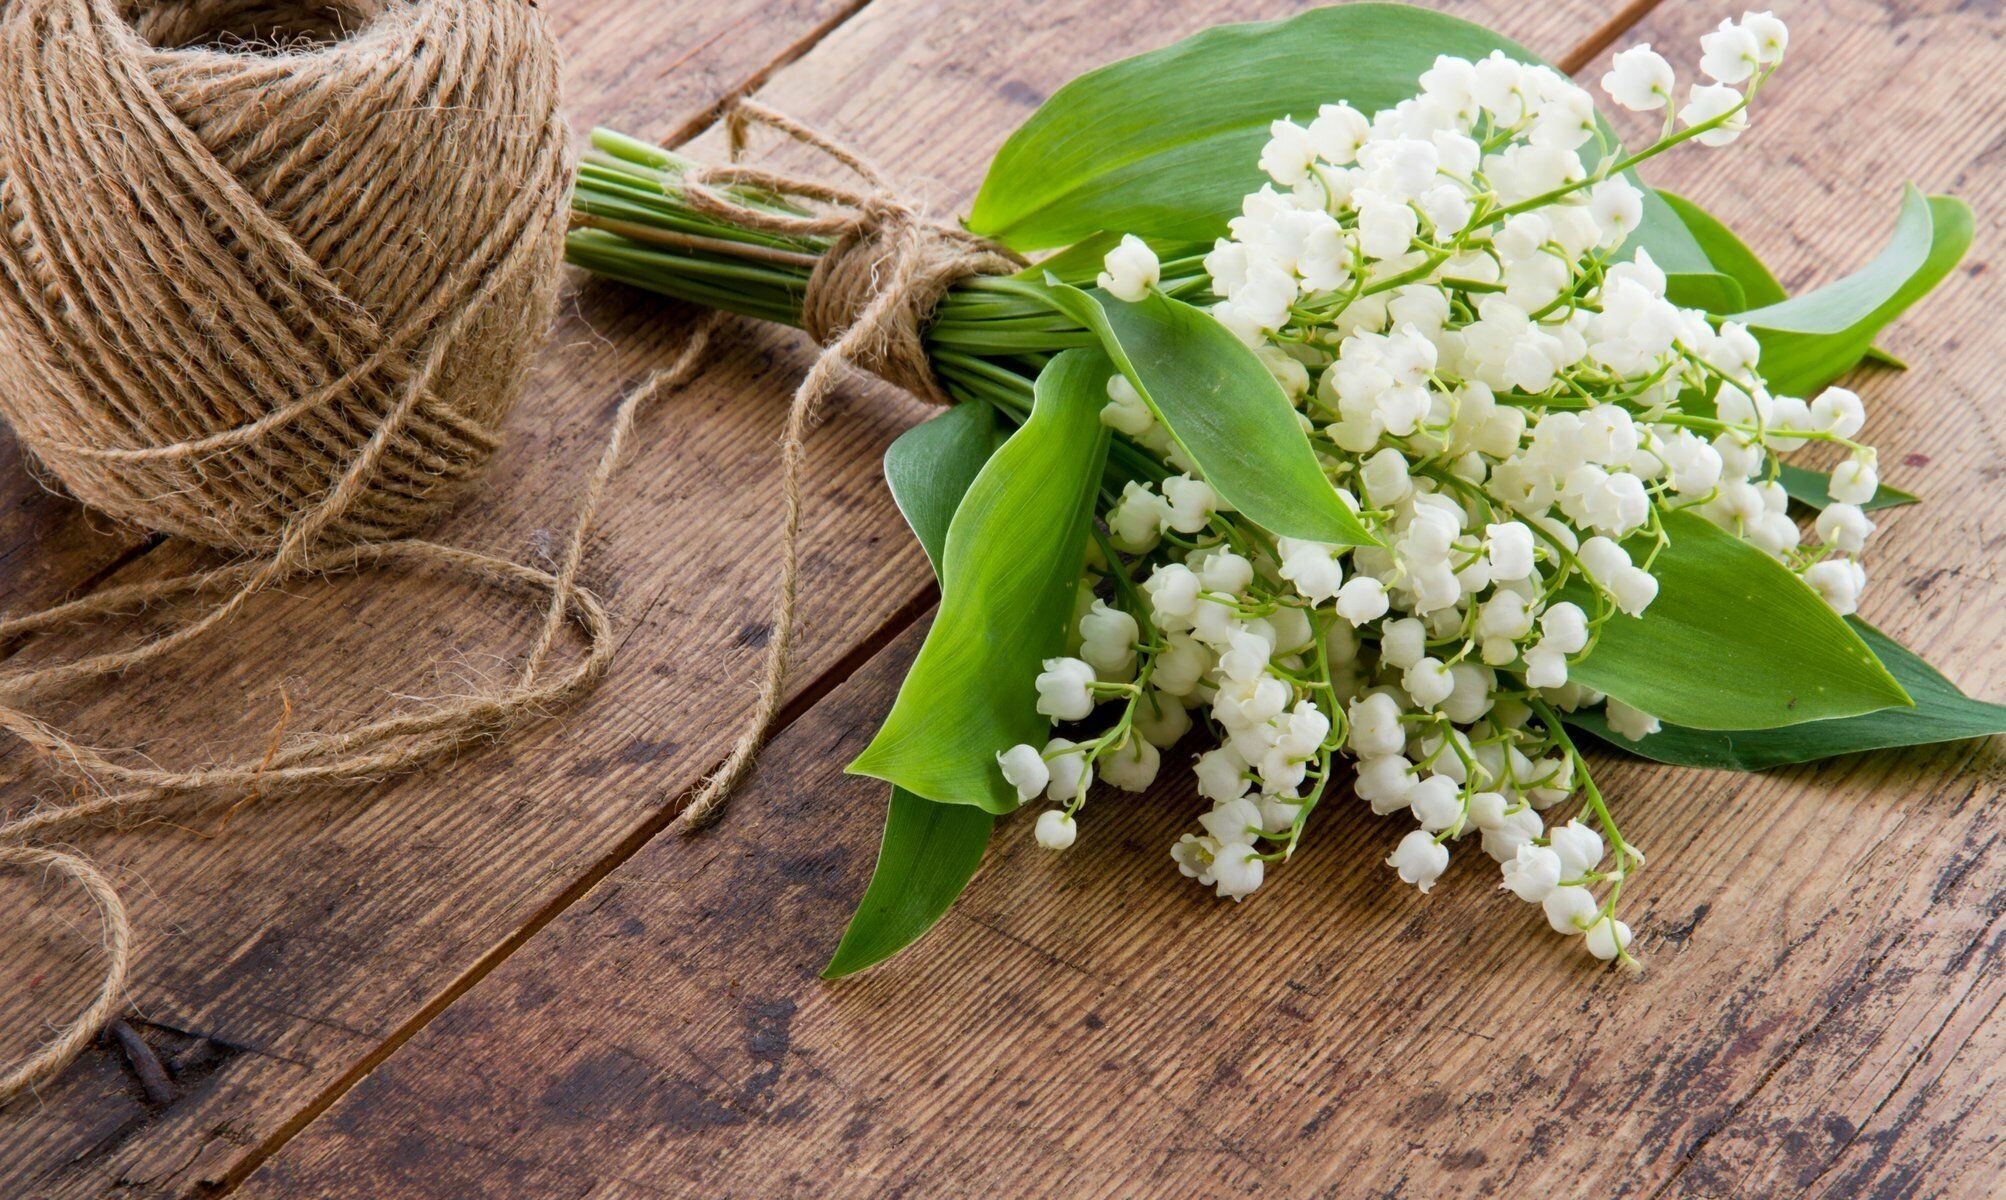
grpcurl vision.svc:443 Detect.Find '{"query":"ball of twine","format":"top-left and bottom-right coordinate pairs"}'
top-left (0, 40), bottom-right (1016, 1100)
top-left (0, 0), bottom-right (570, 551)
top-left (0, 0), bottom-right (630, 1105)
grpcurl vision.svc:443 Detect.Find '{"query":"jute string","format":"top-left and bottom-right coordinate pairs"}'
top-left (665, 100), bottom-right (1022, 832)
top-left (0, 0), bottom-right (714, 1105)
top-left (0, 23), bottom-right (1014, 1099)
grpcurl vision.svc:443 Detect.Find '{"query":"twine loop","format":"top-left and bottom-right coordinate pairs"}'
top-left (0, 71), bottom-right (1017, 1101)
top-left (667, 100), bottom-right (1022, 833)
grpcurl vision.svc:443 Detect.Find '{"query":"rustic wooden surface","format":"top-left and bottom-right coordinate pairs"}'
top-left (1, 0), bottom-right (2000, 1197)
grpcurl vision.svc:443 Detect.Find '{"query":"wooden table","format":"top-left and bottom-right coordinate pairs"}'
top-left (3, 1), bottom-right (2002, 1195)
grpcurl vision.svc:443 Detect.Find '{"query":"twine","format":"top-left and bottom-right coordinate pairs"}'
top-left (666, 100), bottom-right (1022, 832)
top-left (0, 0), bottom-right (564, 551)
top-left (0, 42), bottom-right (1016, 1095)
top-left (0, 0), bottom-right (728, 1105)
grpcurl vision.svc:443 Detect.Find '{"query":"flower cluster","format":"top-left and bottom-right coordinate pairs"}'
top-left (999, 12), bottom-right (1871, 965)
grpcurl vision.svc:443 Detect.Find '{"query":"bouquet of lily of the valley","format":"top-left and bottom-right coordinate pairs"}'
top-left (569, 4), bottom-right (2002, 974)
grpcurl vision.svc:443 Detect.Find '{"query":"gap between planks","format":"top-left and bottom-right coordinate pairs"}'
top-left (194, 580), bottom-right (937, 1195)
top-left (1555, 0), bottom-right (1663, 76)
top-left (649, 0), bottom-right (879, 148)
top-left (26, 0), bottom-right (1669, 1189)
top-left (0, 0), bottom-right (892, 1176)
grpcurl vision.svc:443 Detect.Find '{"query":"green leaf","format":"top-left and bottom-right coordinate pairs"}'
top-left (1038, 282), bottom-right (1377, 547)
top-left (1657, 189), bottom-right (1786, 309)
top-left (1631, 188), bottom-right (1744, 315)
top-left (1569, 510), bottom-right (1910, 729)
top-left (834, 404), bottom-right (1004, 978)
top-left (968, 1), bottom-right (1706, 285)
top-left (849, 348), bottom-right (1111, 812)
top-left (1776, 462), bottom-right (1919, 513)
top-left (1737, 187), bottom-right (1972, 397)
top-left (883, 401), bottom-right (1004, 572)
top-left (824, 788), bottom-right (993, 978)
top-left (1572, 621), bottom-right (2006, 770)
top-left (1659, 190), bottom-right (1910, 368)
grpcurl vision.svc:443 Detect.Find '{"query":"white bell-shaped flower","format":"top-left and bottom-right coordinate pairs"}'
top-left (1034, 809), bottom-right (1078, 850)
top-left (1034, 657), bottom-right (1098, 722)
top-left (1585, 916), bottom-right (1635, 961)
top-left (1547, 818), bottom-right (1605, 876)
top-left (1388, 829), bottom-right (1451, 892)
top-left (1501, 842), bottom-right (1563, 902)
top-left (1211, 842), bottom-right (1266, 900)
top-left (1542, 884), bottom-right (1599, 934)
top-left (1601, 44), bottom-right (1675, 111)
top-left (1096, 234), bottom-right (1160, 301)
top-left (997, 743), bottom-right (1049, 802)
top-left (1043, 738), bottom-right (1094, 802)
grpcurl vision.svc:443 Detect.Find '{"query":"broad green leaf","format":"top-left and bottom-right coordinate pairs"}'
top-left (824, 788), bottom-right (992, 978)
top-left (1658, 189), bottom-right (1786, 309)
top-left (1569, 509), bottom-right (1910, 729)
top-left (1039, 282), bottom-right (1377, 547)
top-left (969, 1), bottom-right (1709, 288)
top-left (1572, 621), bottom-right (2005, 770)
top-left (883, 401), bottom-right (1004, 571)
top-left (1660, 189), bottom-right (1907, 368)
top-left (1737, 187), bottom-right (1972, 397)
top-left (1776, 462), bottom-right (1919, 513)
top-left (849, 348), bottom-right (1111, 811)
top-left (834, 405), bottom-right (1003, 978)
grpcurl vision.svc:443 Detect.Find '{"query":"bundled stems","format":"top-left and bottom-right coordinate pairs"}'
top-left (571, 130), bottom-right (1212, 444)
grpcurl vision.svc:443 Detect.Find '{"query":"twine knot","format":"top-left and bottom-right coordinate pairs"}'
top-left (681, 101), bottom-right (1023, 408)
top-left (0, 67), bottom-right (1016, 1101)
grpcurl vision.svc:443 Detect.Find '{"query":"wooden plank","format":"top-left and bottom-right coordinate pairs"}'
top-left (0, 0), bottom-right (860, 1191)
top-left (0, 444), bottom-right (145, 617)
top-left (547, 0), bottom-right (870, 143)
top-left (233, 1), bottom-right (2006, 1196)
top-left (0, 403), bottom-right (157, 623)
top-left (0, 0), bottom-right (1614, 1197)
top-left (242, 625), bottom-right (2006, 1199)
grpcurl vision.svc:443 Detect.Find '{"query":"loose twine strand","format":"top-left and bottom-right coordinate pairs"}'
top-left (0, 313), bottom-right (721, 1103)
top-left (0, 20), bottom-right (1011, 1099)
top-left (666, 100), bottom-right (1022, 832)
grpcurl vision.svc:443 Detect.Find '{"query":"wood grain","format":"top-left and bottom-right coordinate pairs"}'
top-left (0, 0), bottom-right (1614, 1197)
top-left (0, 447), bottom-right (145, 617)
top-left (0, 0), bottom-right (865, 1190)
top-left (234, 0), bottom-right (2006, 1197)
top-left (546, 0), bottom-right (868, 143)
top-left (0, 0), bottom-right (867, 619)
